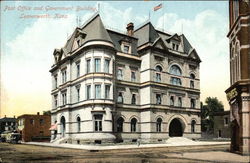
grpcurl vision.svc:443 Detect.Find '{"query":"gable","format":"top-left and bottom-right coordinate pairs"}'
top-left (152, 37), bottom-right (167, 51)
top-left (188, 49), bottom-right (201, 62)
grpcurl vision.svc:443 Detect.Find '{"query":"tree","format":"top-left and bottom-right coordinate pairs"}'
top-left (201, 97), bottom-right (224, 132)
top-left (43, 110), bottom-right (51, 115)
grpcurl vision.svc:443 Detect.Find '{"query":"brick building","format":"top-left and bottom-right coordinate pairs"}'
top-left (50, 13), bottom-right (201, 144)
top-left (17, 113), bottom-right (51, 142)
top-left (213, 111), bottom-right (231, 138)
top-left (225, 0), bottom-right (250, 155)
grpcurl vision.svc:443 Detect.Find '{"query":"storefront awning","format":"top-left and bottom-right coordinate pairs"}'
top-left (49, 123), bottom-right (58, 130)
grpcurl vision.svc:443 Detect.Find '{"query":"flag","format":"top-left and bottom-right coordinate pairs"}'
top-left (154, 3), bottom-right (162, 11)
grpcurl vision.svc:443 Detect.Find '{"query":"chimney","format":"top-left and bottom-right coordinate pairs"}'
top-left (5, 115), bottom-right (6, 118)
top-left (14, 115), bottom-right (15, 118)
top-left (37, 112), bottom-right (40, 115)
top-left (126, 22), bottom-right (134, 36)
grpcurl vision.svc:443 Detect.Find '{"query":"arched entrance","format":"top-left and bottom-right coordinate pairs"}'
top-left (60, 116), bottom-right (66, 137)
top-left (169, 118), bottom-right (183, 137)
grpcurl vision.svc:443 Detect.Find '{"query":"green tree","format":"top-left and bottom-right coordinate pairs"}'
top-left (201, 97), bottom-right (224, 132)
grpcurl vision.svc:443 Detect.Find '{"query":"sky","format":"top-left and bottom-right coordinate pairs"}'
top-left (0, 1), bottom-right (230, 117)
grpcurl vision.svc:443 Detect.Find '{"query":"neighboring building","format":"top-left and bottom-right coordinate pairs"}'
top-left (50, 13), bottom-right (201, 144)
top-left (213, 111), bottom-right (231, 138)
top-left (0, 116), bottom-right (17, 134)
top-left (225, 0), bottom-right (250, 155)
top-left (17, 113), bottom-right (51, 142)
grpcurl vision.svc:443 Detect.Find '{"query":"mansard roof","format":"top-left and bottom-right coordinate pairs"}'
top-left (53, 12), bottom-right (200, 65)
top-left (134, 21), bottom-right (198, 60)
top-left (134, 21), bottom-right (160, 47)
top-left (61, 13), bottom-right (113, 55)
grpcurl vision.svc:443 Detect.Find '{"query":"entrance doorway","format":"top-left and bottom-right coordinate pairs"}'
top-left (231, 119), bottom-right (240, 151)
top-left (60, 116), bottom-right (66, 137)
top-left (169, 118), bottom-right (183, 137)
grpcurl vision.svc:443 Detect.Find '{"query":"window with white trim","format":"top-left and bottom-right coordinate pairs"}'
top-left (94, 114), bottom-right (102, 131)
top-left (95, 84), bottom-right (101, 99)
top-left (94, 58), bottom-right (101, 72)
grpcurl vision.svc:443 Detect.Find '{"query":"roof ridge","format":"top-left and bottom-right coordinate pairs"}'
top-left (80, 11), bottom-right (99, 29)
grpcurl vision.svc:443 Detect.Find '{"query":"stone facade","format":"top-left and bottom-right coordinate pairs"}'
top-left (226, 0), bottom-right (250, 155)
top-left (50, 13), bottom-right (201, 144)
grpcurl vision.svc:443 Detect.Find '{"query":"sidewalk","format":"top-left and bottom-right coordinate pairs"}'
top-left (24, 138), bottom-right (230, 151)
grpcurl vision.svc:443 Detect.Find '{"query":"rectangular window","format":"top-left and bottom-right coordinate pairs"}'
top-left (86, 85), bottom-right (91, 100)
top-left (61, 69), bottom-right (67, 84)
top-left (86, 59), bottom-right (91, 73)
top-left (224, 117), bottom-right (229, 126)
top-left (95, 58), bottom-right (101, 72)
top-left (178, 97), bottom-right (182, 107)
top-left (191, 99), bottom-right (196, 108)
top-left (105, 85), bottom-right (110, 99)
top-left (54, 75), bottom-right (57, 88)
top-left (39, 131), bottom-right (44, 136)
top-left (117, 69), bottom-right (123, 80)
top-left (39, 119), bottom-right (44, 125)
top-left (176, 44), bottom-right (179, 51)
top-left (62, 92), bottom-right (67, 105)
top-left (76, 87), bottom-right (80, 102)
top-left (104, 59), bottom-right (110, 73)
top-left (190, 80), bottom-right (194, 88)
top-left (30, 119), bottom-right (34, 125)
top-left (76, 63), bottom-right (80, 78)
top-left (54, 95), bottom-right (58, 108)
top-left (156, 94), bottom-right (161, 104)
top-left (131, 71), bottom-right (136, 82)
top-left (170, 96), bottom-right (174, 106)
top-left (156, 73), bottom-right (161, 82)
top-left (95, 84), bottom-right (101, 99)
top-left (172, 43), bottom-right (175, 50)
top-left (94, 114), bottom-right (103, 131)
top-left (131, 94), bottom-right (136, 104)
top-left (123, 45), bottom-right (129, 53)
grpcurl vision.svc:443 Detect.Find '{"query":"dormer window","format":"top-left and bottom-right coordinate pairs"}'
top-left (123, 45), bottom-right (129, 53)
top-left (172, 43), bottom-right (175, 50)
top-left (77, 40), bottom-right (80, 47)
top-left (172, 43), bottom-right (179, 51)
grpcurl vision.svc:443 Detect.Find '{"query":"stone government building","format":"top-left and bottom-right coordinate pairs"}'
top-left (50, 13), bottom-right (201, 144)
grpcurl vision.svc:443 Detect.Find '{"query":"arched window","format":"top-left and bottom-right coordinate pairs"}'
top-left (190, 74), bottom-right (195, 79)
top-left (117, 117), bottom-right (124, 132)
top-left (191, 120), bottom-right (196, 133)
top-left (170, 65), bottom-right (182, 76)
top-left (190, 74), bottom-right (195, 88)
top-left (131, 118), bottom-right (137, 132)
top-left (117, 92), bottom-right (123, 103)
top-left (156, 118), bottom-right (162, 132)
top-left (77, 117), bottom-right (81, 133)
top-left (155, 65), bottom-right (162, 82)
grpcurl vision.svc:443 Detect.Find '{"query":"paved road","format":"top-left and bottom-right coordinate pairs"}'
top-left (0, 143), bottom-right (248, 163)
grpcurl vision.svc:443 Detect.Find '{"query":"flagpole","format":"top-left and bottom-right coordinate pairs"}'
top-left (163, 1), bottom-right (164, 32)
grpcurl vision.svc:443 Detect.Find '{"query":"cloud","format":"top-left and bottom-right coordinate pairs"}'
top-left (1, 14), bottom-right (77, 116)
top-left (156, 10), bottom-right (230, 108)
top-left (99, 2), bottom-right (147, 32)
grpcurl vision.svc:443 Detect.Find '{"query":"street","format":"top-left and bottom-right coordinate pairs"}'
top-left (0, 143), bottom-right (249, 163)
